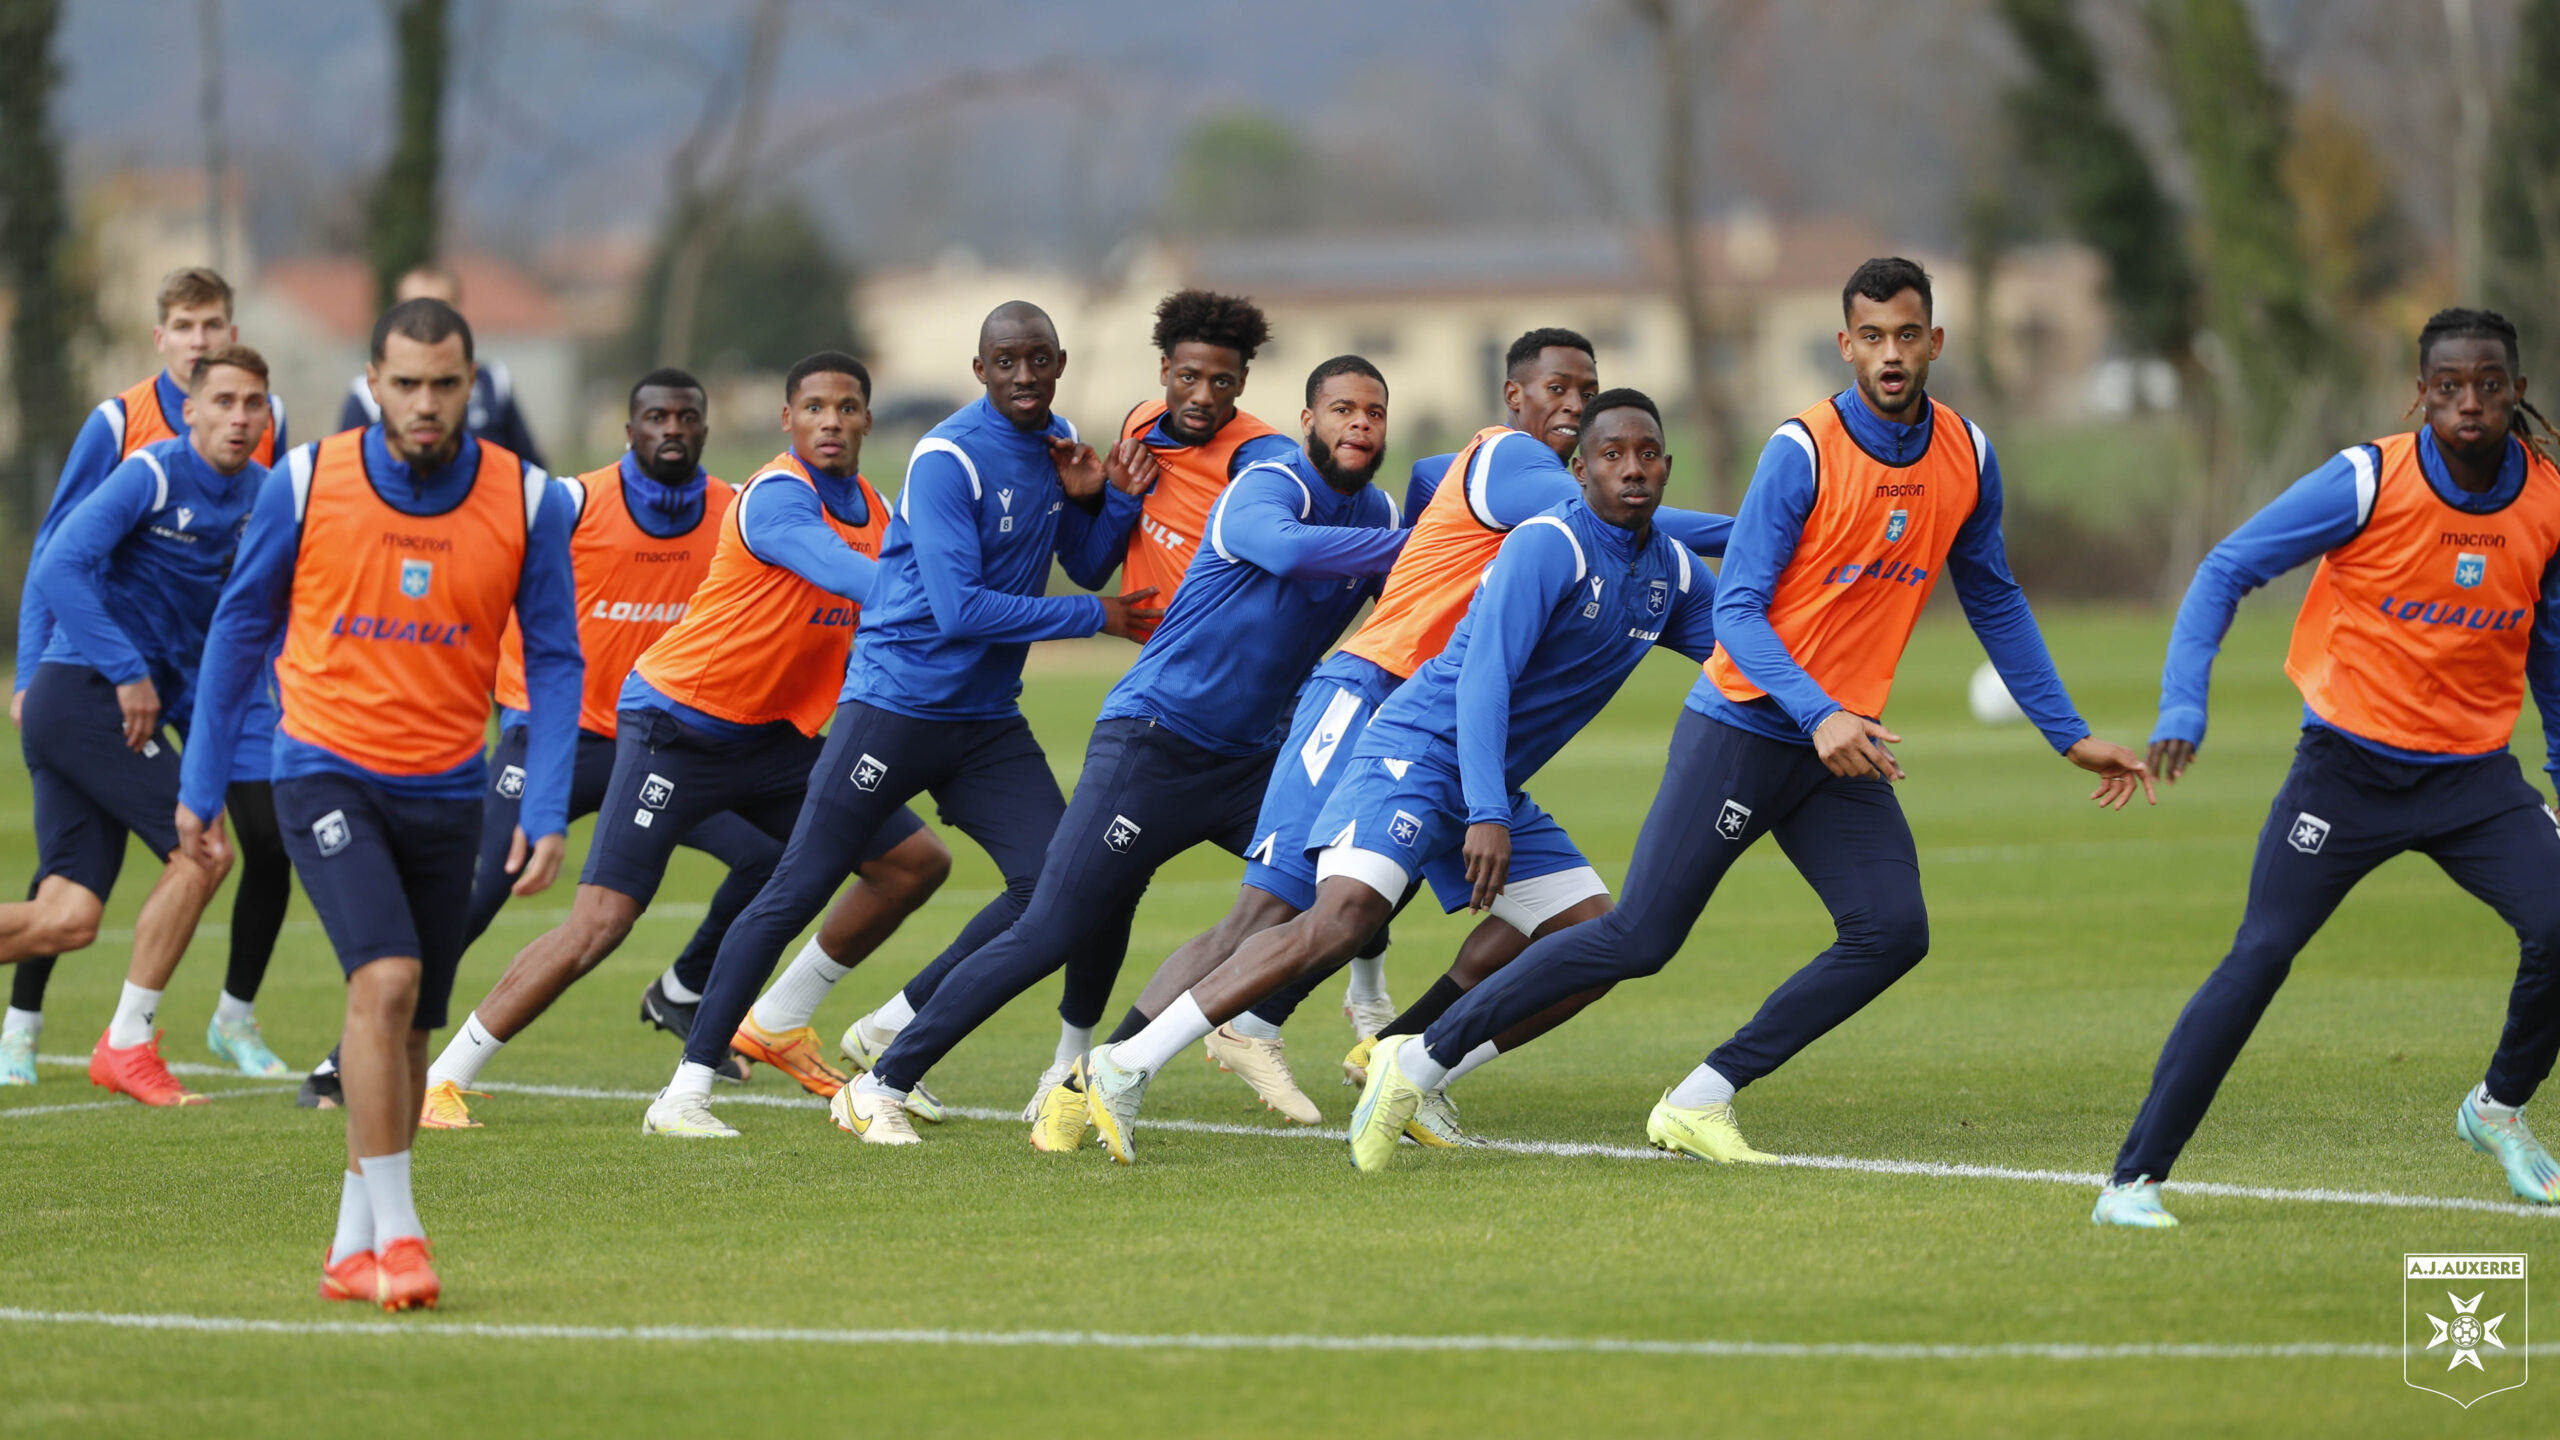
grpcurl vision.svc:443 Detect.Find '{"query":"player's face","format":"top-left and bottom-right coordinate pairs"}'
top-left (785, 371), bottom-right (871, 477)
top-left (368, 331), bottom-right (474, 468)
top-left (1573, 409), bottom-right (1670, 531)
top-left (1160, 341), bottom-right (1247, 445)
top-left (1301, 372), bottom-right (1388, 491)
top-left (2420, 337), bottom-right (2524, 464)
top-left (154, 303), bottom-right (237, 388)
top-left (628, 385), bottom-right (709, 483)
top-left (1839, 290), bottom-right (1943, 418)
top-left (1505, 347), bottom-right (1599, 461)
top-left (973, 321), bottom-right (1066, 431)
top-left (179, 364), bottom-right (271, 475)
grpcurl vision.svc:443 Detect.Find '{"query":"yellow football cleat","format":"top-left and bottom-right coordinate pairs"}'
top-left (1345, 1034), bottom-right (1427, 1173)
top-left (1027, 1075), bottom-right (1090, 1152)
top-left (1341, 1034), bottom-right (1376, 1088)
top-left (1644, 1092), bottom-right (1776, 1164)
top-left (417, 1079), bottom-right (484, 1130)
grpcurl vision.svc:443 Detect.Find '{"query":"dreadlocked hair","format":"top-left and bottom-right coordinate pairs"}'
top-left (2416, 307), bottom-right (2558, 463)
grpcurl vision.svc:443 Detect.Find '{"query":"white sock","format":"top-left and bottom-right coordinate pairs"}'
top-left (1667, 1062), bottom-right (1737, 1109)
top-left (427, 1014), bottom-right (504, 1089)
top-left (1444, 1039), bottom-right (1498, 1086)
top-left (1346, 956), bottom-right (1388, 1004)
top-left (655, 966), bottom-right (701, 1006)
top-left (1229, 1011), bottom-right (1283, 1042)
top-left (751, 938), bottom-right (849, 1033)
top-left (3, 1006), bottom-right (41, 1039)
top-left (214, 990), bottom-right (255, 1026)
top-left (853, 1071), bottom-right (906, 1104)
top-left (869, 990), bottom-right (918, 1036)
top-left (1053, 1022), bottom-right (1094, 1068)
top-left (359, 1149), bottom-right (422, 1244)
top-left (1398, 1037), bottom-right (1451, 1091)
top-left (328, 1168), bottom-right (374, 1265)
top-left (2472, 1082), bottom-right (2523, 1119)
top-left (665, 1061), bottom-right (718, 1105)
top-left (1116, 992), bottom-right (1214, 1074)
top-left (106, 982), bottom-right (162, 1048)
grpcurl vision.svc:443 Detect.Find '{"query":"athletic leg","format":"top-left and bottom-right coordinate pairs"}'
top-left (458, 726), bottom-right (535, 953)
top-left (219, 780), bottom-right (292, 1004)
top-left (662, 810), bottom-right (784, 997)
top-left (2416, 769), bottom-right (2560, 1108)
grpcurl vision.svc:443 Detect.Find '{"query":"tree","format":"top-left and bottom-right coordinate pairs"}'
top-left (652, 0), bottom-right (788, 368)
top-left (368, 0), bottom-right (448, 308)
top-left (0, 0), bottom-right (85, 537)
top-left (624, 198), bottom-right (859, 375)
top-left (2488, 0), bottom-right (2560, 377)
top-left (1161, 112), bottom-right (1312, 235)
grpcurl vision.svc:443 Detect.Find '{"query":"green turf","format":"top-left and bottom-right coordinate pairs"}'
top-left (2, 605), bottom-right (2552, 1438)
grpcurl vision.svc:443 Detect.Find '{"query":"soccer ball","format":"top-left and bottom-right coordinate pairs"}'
top-left (1968, 661), bottom-right (2023, 726)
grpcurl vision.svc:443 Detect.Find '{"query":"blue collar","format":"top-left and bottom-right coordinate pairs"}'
top-left (176, 431), bottom-right (256, 493)
top-left (789, 448), bottom-right (870, 527)
top-left (154, 370), bottom-right (189, 434)
top-left (2415, 428), bottom-right (2529, 513)
top-left (360, 424), bottom-right (484, 516)
top-left (1834, 384), bottom-right (1934, 465)
top-left (616, 451), bottom-right (708, 539)
top-left (968, 393), bottom-right (1067, 441)
top-left (1576, 496), bottom-right (1649, 565)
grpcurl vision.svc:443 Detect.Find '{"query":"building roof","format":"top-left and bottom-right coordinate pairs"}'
top-left (260, 253), bottom-right (566, 339)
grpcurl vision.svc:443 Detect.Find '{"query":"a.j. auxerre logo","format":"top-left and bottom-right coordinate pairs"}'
top-left (400, 557), bottom-right (433, 600)
top-left (2404, 1253), bottom-right (2527, 1407)
top-left (2457, 551), bottom-right (2487, 589)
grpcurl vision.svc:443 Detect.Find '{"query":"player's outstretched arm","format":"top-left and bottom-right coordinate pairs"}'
top-left (15, 404), bottom-right (124, 713)
top-left (905, 444), bottom-right (1111, 643)
top-left (1214, 465), bottom-right (1407, 581)
top-left (29, 455), bottom-right (166, 749)
top-left (176, 464), bottom-right (302, 831)
top-left (739, 473), bottom-right (878, 604)
top-left (2066, 737), bottom-right (2156, 810)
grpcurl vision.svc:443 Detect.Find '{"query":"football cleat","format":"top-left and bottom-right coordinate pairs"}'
top-left (829, 1084), bottom-right (921, 1145)
top-left (2456, 1091), bottom-right (2560, 1203)
top-left (1405, 1088), bottom-right (1474, 1148)
top-left (730, 1016), bottom-right (848, 1097)
top-left (319, 1248), bottom-right (378, 1302)
top-left (1344, 995), bottom-right (1396, 1042)
top-left (299, 1047), bottom-right (343, 1109)
top-left (901, 1081), bottom-right (947, 1125)
top-left (374, 1237), bottom-right (440, 1311)
top-left (1345, 1034), bottom-right (1427, 1173)
top-left (2090, 1175), bottom-right (2180, 1229)
top-left (1204, 1024), bottom-right (1320, 1124)
top-left (417, 1079), bottom-right (484, 1130)
top-left (0, 1028), bottom-right (35, 1086)
top-left (1028, 1073), bottom-right (1089, 1152)
top-left (89, 1029), bottom-right (207, 1106)
top-left (206, 1015), bottom-right (291, 1077)
top-left (1021, 1059), bottom-right (1073, 1123)
top-left (641, 1089), bottom-right (738, 1138)
top-left (637, 978), bottom-right (696, 1041)
top-left (838, 1014), bottom-right (894, 1074)
top-left (1341, 1034), bottom-right (1376, 1089)
top-left (1644, 1093), bottom-right (1775, 1164)
top-left (1080, 1045), bottom-right (1152, 1165)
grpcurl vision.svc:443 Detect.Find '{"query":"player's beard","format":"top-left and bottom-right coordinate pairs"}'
top-left (1305, 429), bottom-right (1383, 492)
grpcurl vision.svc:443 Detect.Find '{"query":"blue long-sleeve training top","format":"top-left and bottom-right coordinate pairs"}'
top-left (1452, 428), bottom-right (1735, 559)
top-left (2154, 428), bottom-right (2560, 781)
top-left (1407, 453), bottom-right (1450, 523)
top-left (179, 428), bottom-right (583, 840)
top-left (1693, 386), bottom-right (2087, 753)
top-left (1364, 496), bottom-right (1718, 824)
top-left (17, 370), bottom-right (287, 689)
top-left (844, 396), bottom-right (1142, 721)
top-left (1099, 448), bottom-right (1408, 754)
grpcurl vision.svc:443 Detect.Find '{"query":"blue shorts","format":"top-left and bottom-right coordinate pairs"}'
top-left (1241, 652), bottom-right (1408, 910)
top-left (1307, 747), bottom-right (1607, 936)
top-left (21, 663), bottom-right (181, 900)
top-left (274, 771), bottom-right (481, 1030)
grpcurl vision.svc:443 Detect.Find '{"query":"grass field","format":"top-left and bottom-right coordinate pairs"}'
top-left (3, 604), bottom-right (2554, 1438)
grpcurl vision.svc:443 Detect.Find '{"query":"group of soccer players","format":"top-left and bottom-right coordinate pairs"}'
top-left (9, 249), bottom-right (2559, 1312)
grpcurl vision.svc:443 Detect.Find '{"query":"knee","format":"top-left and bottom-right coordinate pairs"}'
top-left (568, 892), bottom-right (638, 963)
top-left (868, 834), bottom-right (952, 912)
top-left (1838, 888), bottom-right (1929, 971)
top-left (346, 958), bottom-right (422, 1026)
top-left (34, 890), bottom-right (102, 953)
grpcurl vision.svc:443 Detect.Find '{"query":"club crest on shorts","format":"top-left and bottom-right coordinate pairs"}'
top-left (1646, 578), bottom-right (1670, 616)
top-left (1715, 798), bottom-right (1752, 841)
top-left (1388, 810), bottom-right (1422, 848)
top-left (1104, 814), bottom-right (1141, 853)
top-left (1885, 508), bottom-right (1909, 544)
top-left (639, 773), bottom-right (674, 810)
top-left (851, 753), bottom-right (887, 792)
top-left (2287, 811), bottom-right (2330, 854)
top-left (399, 558), bottom-right (433, 600)
top-left (311, 809), bottom-right (351, 857)
top-left (2457, 551), bottom-right (2487, 588)
top-left (496, 765), bottom-right (525, 799)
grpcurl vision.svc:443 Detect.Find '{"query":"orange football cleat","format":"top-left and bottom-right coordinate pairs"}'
top-left (730, 1017), bottom-right (848, 1097)
top-left (319, 1249), bottom-right (378, 1302)
top-left (418, 1079), bottom-right (484, 1129)
top-left (89, 1029), bottom-right (208, 1106)
top-left (375, 1237), bottom-right (440, 1311)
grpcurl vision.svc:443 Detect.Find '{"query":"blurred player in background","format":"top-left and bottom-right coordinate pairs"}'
top-left (338, 263), bottom-right (545, 470)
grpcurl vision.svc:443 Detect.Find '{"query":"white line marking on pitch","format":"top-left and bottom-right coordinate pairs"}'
top-left (17, 1060), bottom-right (2559, 1221)
top-left (0, 1083), bottom-right (299, 1119)
top-left (4, 1306), bottom-right (2550, 1361)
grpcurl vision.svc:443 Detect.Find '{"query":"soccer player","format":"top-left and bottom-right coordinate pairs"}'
top-left (829, 289), bottom-right (1303, 1112)
top-left (1090, 328), bottom-right (1733, 1120)
top-left (337, 263), bottom-right (544, 468)
top-left (0, 347), bottom-right (274, 1105)
top-left (1344, 258), bottom-right (2152, 1172)
top-left (3, 267), bottom-right (290, 1085)
top-left (641, 301), bottom-right (1159, 1138)
top-left (177, 297), bottom-right (580, 1310)
top-left (2095, 308), bottom-right (2560, 1226)
top-left (419, 353), bottom-right (950, 1131)
top-left (830, 355), bottom-right (1408, 1146)
top-left (1081, 389), bottom-right (1716, 1163)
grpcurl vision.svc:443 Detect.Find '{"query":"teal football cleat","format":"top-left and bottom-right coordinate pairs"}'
top-left (2456, 1090), bottom-right (2560, 1204)
top-left (2091, 1175), bottom-right (2179, 1228)
top-left (0, 1028), bottom-right (34, 1086)
top-left (206, 1015), bottom-right (292, 1077)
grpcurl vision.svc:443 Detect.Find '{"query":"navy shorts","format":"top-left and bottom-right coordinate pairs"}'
top-left (1241, 652), bottom-right (1408, 909)
top-left (582, 707), bottom-right (921, 907)
top-left (274, 771), bottom-right (482, 1030)
top-left (22, 663), bottom-right (181, 900)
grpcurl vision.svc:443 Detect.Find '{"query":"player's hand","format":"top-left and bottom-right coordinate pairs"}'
top-left (507, 828), bottom-right (568, 897)
top-left (1049, 436), bottom-right (1106, 499)
top-left (1812, 710), bottom-right (1904, 781)
top-left (2068, 736), bottom-right (2157, 810)
top-left (8, 690), bottom-right (21, 727)
top-left (1099, 587), bottom-right (1164, 641)
top-left (2146, 737), bottom-right (2196, 785)
top-left (1104, 437), bottom-right (1159, 497)
top-left (115, 676), bottom-right (162, 751)
top-left (1462, 821), bottom-right (1512, 912)
top-left (175, 803), bottom-right (229, 870)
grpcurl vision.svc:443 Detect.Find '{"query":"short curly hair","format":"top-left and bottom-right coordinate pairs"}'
top-left (1152, 289), bottom-right (1272, 364)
